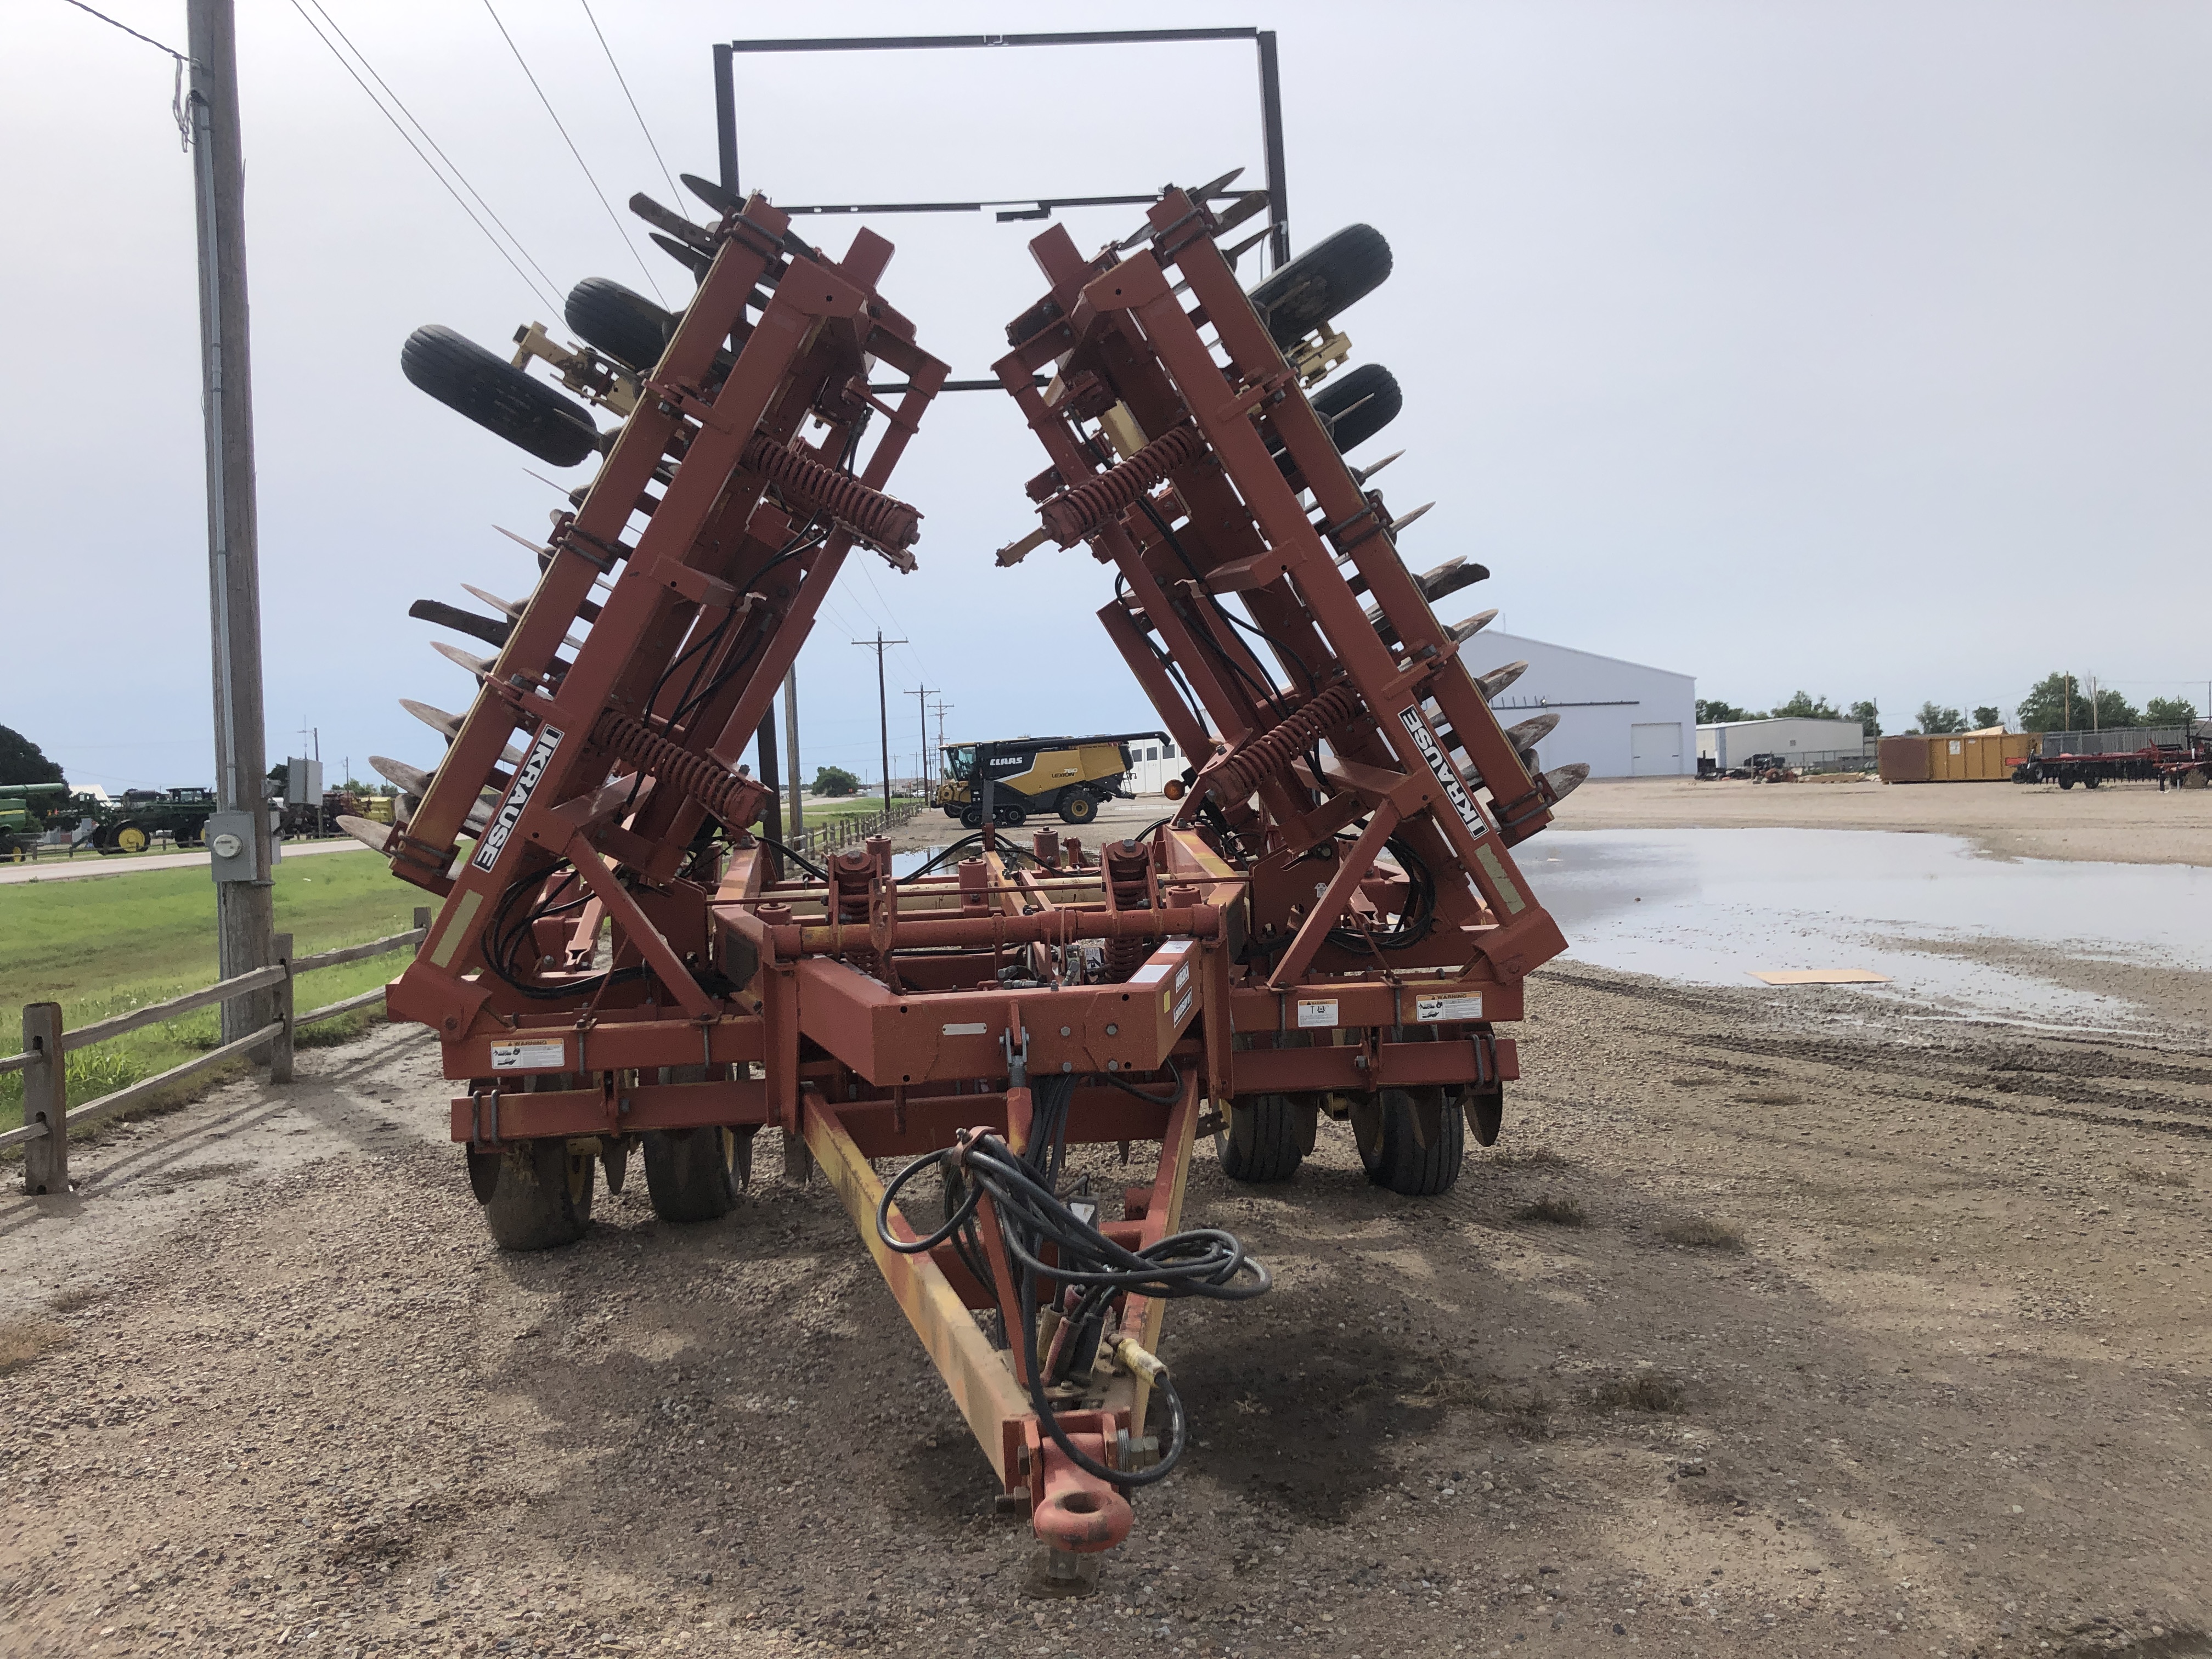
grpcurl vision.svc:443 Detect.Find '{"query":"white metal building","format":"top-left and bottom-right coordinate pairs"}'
top-left (1696, 718), bottom-right (1866, 768)
top-left (1457, 630), bottom-right (1699, 779)
top-left (1125, 737), bottom-right (1184, 795)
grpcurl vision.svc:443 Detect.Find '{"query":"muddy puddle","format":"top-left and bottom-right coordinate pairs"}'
top-left (1530, 827), bottom-right (2212, 1029)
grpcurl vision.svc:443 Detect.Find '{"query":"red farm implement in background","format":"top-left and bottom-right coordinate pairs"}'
top-left (361, 145), bottom-right (1579, 1583)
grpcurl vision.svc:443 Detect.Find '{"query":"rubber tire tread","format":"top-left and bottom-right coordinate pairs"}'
top-left (1248, 223), bottom-right (1393, 347)
top-left (1362, 1087), bottom-right (1464, 1196)
top-left (401, 324), bottom-right (600, 468)
top-left (1057, 791), bottom-right (1101, 825)
top-left (642, 1127), bottom-right (738, 1223)
top-left (1312, 362), bottom-right (1403, 455)
top-left (482, 1138), bottom-right (595, 1250)
top-left (565, 277), bottom-right (676, 374)
top-left (1217, 1093), bottom-right (1305, 1183)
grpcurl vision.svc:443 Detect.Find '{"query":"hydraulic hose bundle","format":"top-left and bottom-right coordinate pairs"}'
top-left (877, 1075), bottom-right (1269, 1487)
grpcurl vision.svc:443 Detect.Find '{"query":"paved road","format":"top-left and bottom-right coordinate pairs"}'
top-left (0, 836), bottom-right (370, 886)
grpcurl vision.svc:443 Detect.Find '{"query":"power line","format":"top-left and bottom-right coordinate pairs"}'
top-left (301, 0), bottom-right (566, 308)
top-left (479, 0), bottom-right (667, 304)
top-left (577, 0), bottom-right (684, 212)
top-left (55, 0), bottom-right (191, 61)
top-left (285, 0), bottom-right (561, 313)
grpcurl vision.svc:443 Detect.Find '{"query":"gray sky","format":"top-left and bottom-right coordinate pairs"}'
top-left (5, 1), bottom-right (2209, 797)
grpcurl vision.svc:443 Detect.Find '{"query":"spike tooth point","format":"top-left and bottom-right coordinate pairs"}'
top-left (400, 698), bottom-right (463, 742)
top-left (1387, 501), bottom-right (1435, 535)
top-left (1476, 659), bottom-right (1531, 701)
top-left (1353, 448), bottom-right (1404, 483)
top-left (335, 815), bottom-right (391, 854)
top-left (1544, 763), bottom-right (1591, 804)
top-left (369, 755), bottom-right (435, 797)
top-left (1505, 710), bottom-right (1562, 748)
top-left (432, 640), bottom-right (496, 680)
top-left (1447, 609), bottom-right (1500, 644)
top-left (461, 582), bottom-right (524, 619)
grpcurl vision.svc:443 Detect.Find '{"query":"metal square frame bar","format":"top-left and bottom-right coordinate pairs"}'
top-left (713, 27), bottom-right (1290, 272)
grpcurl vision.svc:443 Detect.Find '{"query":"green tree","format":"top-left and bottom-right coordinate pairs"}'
top-left (1848, 699), bottom-right (1882, 740)
top-left (812, 765), bottom-right (860, 797)
top-left (1914, 702), bottom-right (1967, 735)
top-left (2016, 673), bottom-right (2078, 732)
top-left (1972, 706), bottom-right (2002, 730)
top-left (1696, 699), bottom-right (1763, 724)
top-left (2145, 695), bottom-right (2200, 729)
top-left (1770, 690), bottom-right (1842, 720)
top-left (0, 724), bottom-right (66, 786)
top-left (267, 762), bottom-right (289, 794)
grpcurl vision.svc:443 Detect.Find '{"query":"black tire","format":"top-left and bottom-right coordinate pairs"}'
top-left (2058, 774), bottom-right (2075, 789)
top-left (481, 1138), bottom-right (596, 1250)
top-left (1249, 223), bottom-right (1393, 347)
top-left (564, 277), bottom-right (675, 374)
top-left (1311, 362), bottom-right (1402, 454)
top-left (961, 804), bottom-right (985, 830)
top-left (642, 1126), bottom-right (743, 1223)
top-left (401, 324), bottom-right (600, 468)
top-left (1057, 790), bottom-right (1101, 826)
top-left (994, 803), bottom-right (1028, 828)
top-left (2084, 773), bottom-right (2102, 789)
top-left (1215, 1093), bottom-right (1308, 1182)
top-left (941, 805), bottom-right (964, 820)
top-left (1354, 1086), bottom-right (1464, 1196)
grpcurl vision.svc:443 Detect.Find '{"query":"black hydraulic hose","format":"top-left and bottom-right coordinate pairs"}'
top-left (751, 836), bottom-right (828, 879)
top-left (872, 1112), bottom-right (1268, 1489)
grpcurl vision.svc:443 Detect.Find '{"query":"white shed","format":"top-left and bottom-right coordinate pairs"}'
top-left (1455, 630), bottom-right (1699, 779)
top-left (1696, 718), bottom-right (1866, 769)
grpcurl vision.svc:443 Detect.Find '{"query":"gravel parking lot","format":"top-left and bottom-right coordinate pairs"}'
top-left (4, 786), bottom-right (2208, 1659)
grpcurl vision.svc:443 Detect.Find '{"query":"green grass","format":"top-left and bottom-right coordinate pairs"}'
top-left (800, 795), bottom-right (923, 825)
top-left (1, 849), bottom-right (427, 1132)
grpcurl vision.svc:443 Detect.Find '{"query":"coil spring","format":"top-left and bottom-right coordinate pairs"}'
top-left (1213, 685), bottom-right (1364, 799)
top-left (592, 709), bottom-right (766, 828)
top-left (1039, 424), bottom-right (1209, 546)
top-left (741, 433), bottom-right (921, 551)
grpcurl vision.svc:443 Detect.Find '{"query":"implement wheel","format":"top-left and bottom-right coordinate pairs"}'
top-left (477, 1138), bottom-right (596, 1250)
top-left (642, 1126), bottom-right (746, 1223)
top-left (1353, 1086), bottom-right (1464, 1197)
top-left (1215, 1093), bottom-right (1313, 1183)
top-left (113, 822), bottom-right (150, 854)
top-left (564, 276), bottom-right (675, 373)
top-left (1249, 223), bottom-right (1393, 347)
top-left (401, 324), bottom-right (600, 468)
top-left (1056, 790), bottom-right (1100, 826)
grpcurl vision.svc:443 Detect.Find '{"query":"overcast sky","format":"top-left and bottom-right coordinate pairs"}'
top-left (5, 1), bottom-right (2208, 795)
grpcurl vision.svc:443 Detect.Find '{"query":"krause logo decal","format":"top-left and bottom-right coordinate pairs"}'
top-left (472, 725), bottom-right (564, 872)
top-left (1398, 707), bottom-right (1489, 841)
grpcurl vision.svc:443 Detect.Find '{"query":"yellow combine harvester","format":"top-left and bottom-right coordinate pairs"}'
top-left (933, 730), bottom-right (1171, 827)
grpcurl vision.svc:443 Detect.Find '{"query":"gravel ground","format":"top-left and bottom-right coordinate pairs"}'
top-left (5, 956), bottom-right (2210, 1659)
top-left (6, 789), bottom-right (2209, 1658)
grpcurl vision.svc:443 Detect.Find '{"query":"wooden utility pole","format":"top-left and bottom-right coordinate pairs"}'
top-left (852, 631), bottom-right (907, 811)
top-left (909, 685), bottom-right (939, 795)
top-left (188, 0), bottom-right (275, 1045)
top-left (783, 668), bottom-right (803, 840)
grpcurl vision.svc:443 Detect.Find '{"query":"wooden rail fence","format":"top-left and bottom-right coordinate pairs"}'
top-left (0, 906), bottom-right (431, 1195)
top-left (783, 800), bottom-right (924, 866)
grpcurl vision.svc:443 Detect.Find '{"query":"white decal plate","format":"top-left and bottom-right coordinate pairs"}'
top-left (490, 1040), bottom-right (567, 1071)
top-left (941, 1022), bottom-right (989, 1037)
top-left (1416, 993), bottom-right (1485, 1022)
top-left (1128, 962), bottom-right (1172, 985)
top-left (1172, 990), bottom-right (1194, 1027)
top-left (473, 724), bottom-right (565, 871)
top-left (1397, 707), bottom-right (1488, 841)
top-left (1296, 998), bottom-right (1339, 1029)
